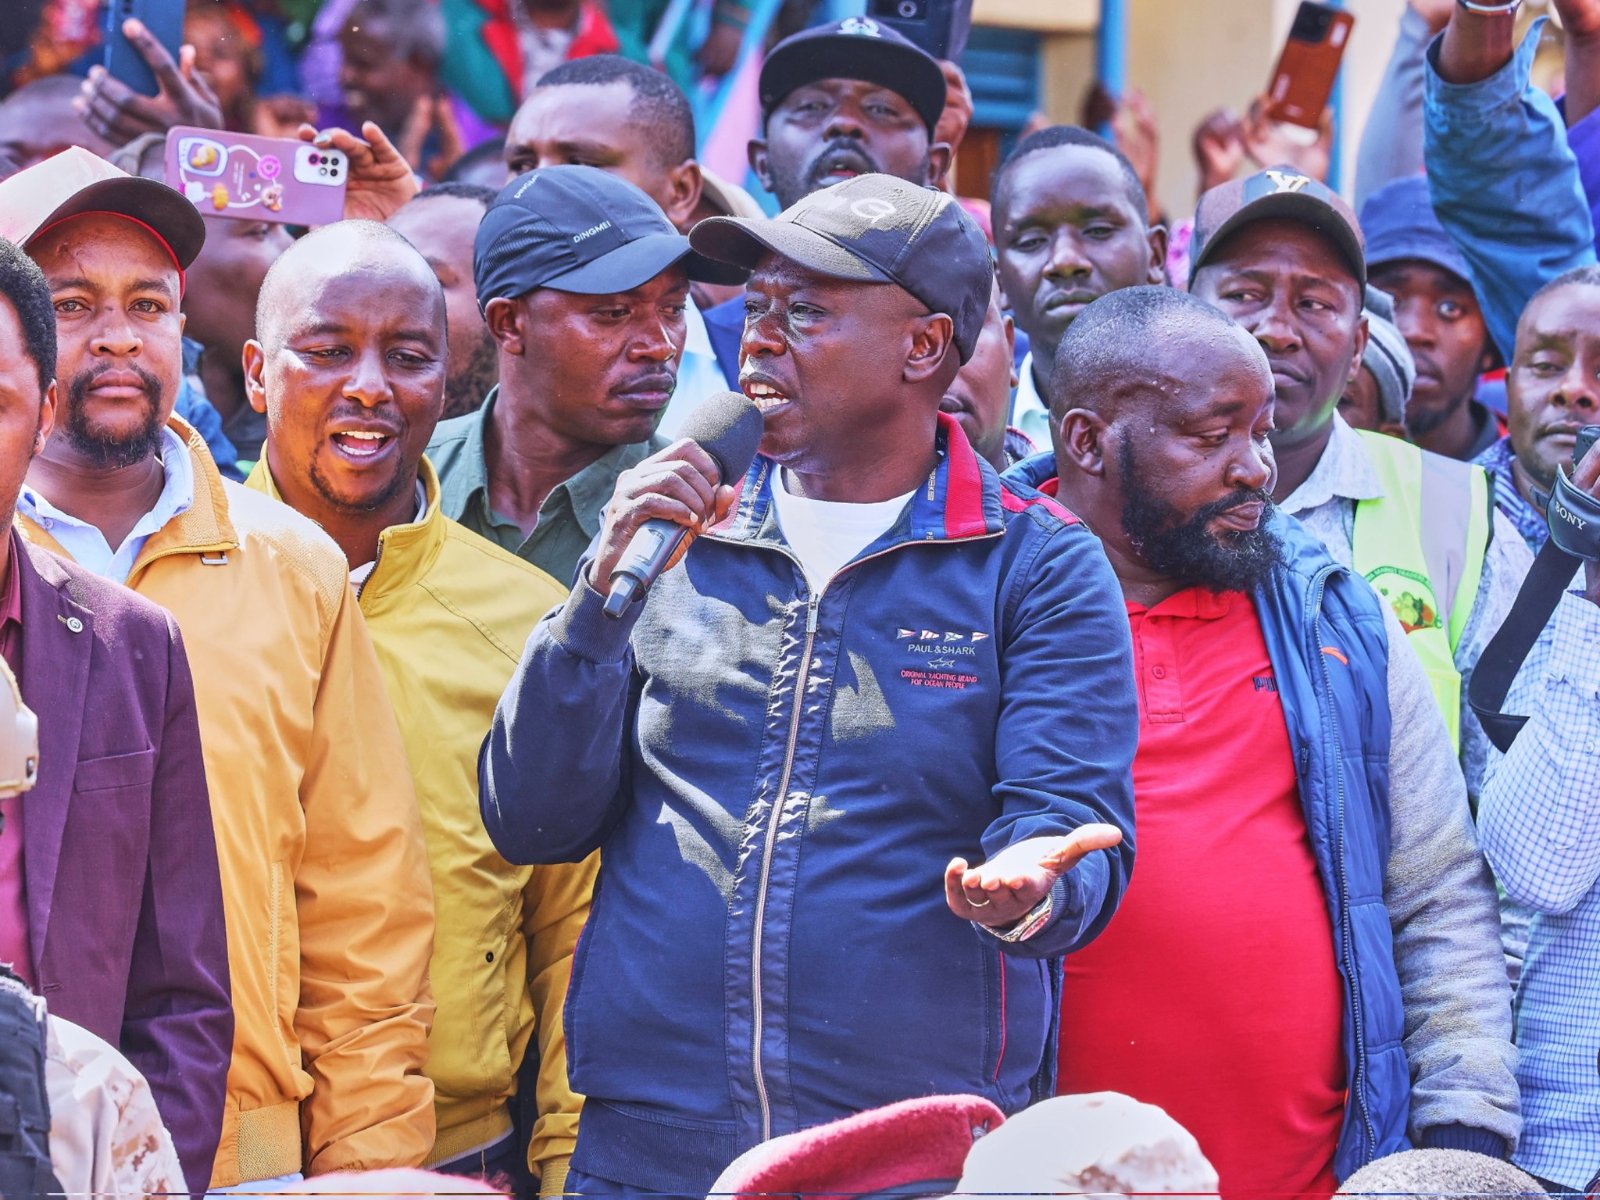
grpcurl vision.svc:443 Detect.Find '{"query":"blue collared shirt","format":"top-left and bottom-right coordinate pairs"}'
top-left (17, 425), bottom-right (195, 585)
top-left (1480, 591), bottom-right (1600, 1189)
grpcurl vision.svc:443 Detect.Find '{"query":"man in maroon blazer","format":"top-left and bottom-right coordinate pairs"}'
top-left (0, 231), bottom-right (231, 1193)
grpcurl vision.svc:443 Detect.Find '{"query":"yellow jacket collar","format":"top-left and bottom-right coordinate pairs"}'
top-left (114, 416), bottom-right (239, 583)
top-left (245, 456), bottom-right (448, 610)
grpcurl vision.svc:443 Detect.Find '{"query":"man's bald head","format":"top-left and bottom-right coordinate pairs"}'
top-left (1050, 286), bottom-right (1280, 597)
top-left (255, 220), bottom-right (445, 352)
top-left (1050, 286), bottom-right (1270, 423)
top-left (245, 219), bottom-right (450, 546)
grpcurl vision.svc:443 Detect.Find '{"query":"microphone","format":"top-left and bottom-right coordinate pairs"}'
top-left (602, 391), bottom-right (764, 618)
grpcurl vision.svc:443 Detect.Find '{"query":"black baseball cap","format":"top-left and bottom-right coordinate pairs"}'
top-left (759, 16), bottom-right (947, 136)
top-left (473, 165), bottom-right (744, 310)
top-left (1189, 165), bottom-right (1366, 288)
top-left (691, 173), bottom-right (992, 361)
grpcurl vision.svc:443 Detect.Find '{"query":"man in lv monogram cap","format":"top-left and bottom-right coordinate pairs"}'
top-left (1189, 165), bottom-right (1532, 810)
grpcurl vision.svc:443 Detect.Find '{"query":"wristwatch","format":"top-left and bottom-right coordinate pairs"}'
top-left (1457, 0), bottom-right (1521, 14)
top-left (978, 890), bottom-right (1054, 944)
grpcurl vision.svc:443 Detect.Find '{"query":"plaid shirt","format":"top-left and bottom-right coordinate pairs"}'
top-left (1479, 590), bottom-right (1600, 1189)
top-left (1474, 435), bottom-right (1549, 553)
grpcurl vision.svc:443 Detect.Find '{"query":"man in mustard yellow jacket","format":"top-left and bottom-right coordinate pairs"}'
top-left (243, 219), bottom-right (594, 1196)
top-left (0, 150), bottom-right (437, 1190)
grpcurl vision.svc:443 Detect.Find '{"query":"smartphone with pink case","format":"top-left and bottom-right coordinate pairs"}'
top-left (165, 126), bottom-right (348, 226)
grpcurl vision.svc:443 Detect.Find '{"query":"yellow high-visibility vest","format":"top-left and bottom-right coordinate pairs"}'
top-left (1350, 430), bottom-right (1493, 751)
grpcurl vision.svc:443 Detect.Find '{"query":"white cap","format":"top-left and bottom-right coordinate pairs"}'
top-left (955, 1093), bottom-right (1219, 1197)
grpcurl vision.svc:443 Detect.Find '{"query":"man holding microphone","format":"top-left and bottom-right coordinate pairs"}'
top-left (478, 174), bottom-right (1139, 1196)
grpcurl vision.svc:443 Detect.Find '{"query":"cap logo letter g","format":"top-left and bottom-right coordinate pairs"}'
top-left (850, 197), bottom-right (897, 226)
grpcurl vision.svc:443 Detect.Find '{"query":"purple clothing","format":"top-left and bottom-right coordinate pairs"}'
top-left (0, 536), bottom-right (27, 990)
top-left (17, 540), bottom-right (231, 1196)
top-left (1558, 95), bottom-right (1600, 246)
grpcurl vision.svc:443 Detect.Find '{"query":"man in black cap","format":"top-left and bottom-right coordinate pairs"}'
top-left (750, 15), bottom-right (950, 211)
top-left (701, 15), bottom-right (952, 381)
top-left (426, 164), bottom-right (741, 585)
top-left (1187, 165), bottom-right (1530, 805)
top-left (477, 173), bottom-right (1139, 1197)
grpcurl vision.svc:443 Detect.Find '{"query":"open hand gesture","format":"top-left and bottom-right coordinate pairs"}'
top-left (944, 825), bottom-right (1123, 931)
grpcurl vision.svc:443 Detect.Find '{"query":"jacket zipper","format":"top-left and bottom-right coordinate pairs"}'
top-left (1308, 567), bottom-right (1378, 1157)
top-left (749, 590), bottom-right (819, 1140)
top-left (744, 532), bottom-right (999, 1141)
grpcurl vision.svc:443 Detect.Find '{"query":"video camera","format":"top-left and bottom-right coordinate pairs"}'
top-left (1546, 425), bottom-right (1600, 560)
top-left (1470, 423), bottom-right (1600, 752)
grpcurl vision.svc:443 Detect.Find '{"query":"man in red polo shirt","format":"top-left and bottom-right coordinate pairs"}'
top-left (1007, 286), bottom-right (1517, 1195)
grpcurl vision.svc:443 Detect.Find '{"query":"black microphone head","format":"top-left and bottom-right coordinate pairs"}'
top-left (681, 391), bottom-right (764, 483)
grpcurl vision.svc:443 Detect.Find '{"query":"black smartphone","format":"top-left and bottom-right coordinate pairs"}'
top-left (102, 0), bottom-right (185, 97)
top-left (864, 0), bottom-right (973, 61)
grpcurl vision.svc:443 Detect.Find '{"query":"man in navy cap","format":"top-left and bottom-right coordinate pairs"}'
top-left (701, 16), bottom-right (953, 381)
top-left (426, 164), bottom-right (742, 585)
top-left (1361, 176), bottom-right (1501, 463)
top-left (477, 173), bottom-right (1138, 1196)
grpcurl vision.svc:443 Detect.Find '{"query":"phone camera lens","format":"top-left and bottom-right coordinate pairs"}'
top-left (309, 152), bottom-right (321, 165)
top-left (896, 0), bottom-right (917, 15)
top-left (329, 167), bottom-right (339, 176)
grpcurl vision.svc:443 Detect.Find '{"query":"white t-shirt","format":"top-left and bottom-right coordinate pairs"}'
top-left (770, 467), bottom-right (914, 592)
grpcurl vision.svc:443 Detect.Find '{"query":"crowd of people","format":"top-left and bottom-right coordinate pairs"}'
top-left (1, 0), bottom-right (1599, 1197)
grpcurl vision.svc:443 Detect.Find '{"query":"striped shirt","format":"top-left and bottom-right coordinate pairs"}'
top-left (1474, 435), bottom-right (1549, 554)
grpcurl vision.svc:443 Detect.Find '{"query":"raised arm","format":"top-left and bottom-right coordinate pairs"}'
top-left (1355, 2), bottom-right (1448, 209)
top-left (1425, 8), bottom-right (1597, 360)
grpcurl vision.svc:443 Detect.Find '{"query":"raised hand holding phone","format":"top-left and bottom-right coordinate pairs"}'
top-left (294, 122), bottom-right (420, 222)
top-left (80, 15), bottom-right (223, 143)
top-left (167, 126), bottom-right (349, 226)
top-left (1263, 1), bottom-right (1354, 129)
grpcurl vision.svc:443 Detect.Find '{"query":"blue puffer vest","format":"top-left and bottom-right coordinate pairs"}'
top-left (1259, 508), bottom-right (1411, 1177)
top-left (1008, 455), bottom-right (1413, 1178)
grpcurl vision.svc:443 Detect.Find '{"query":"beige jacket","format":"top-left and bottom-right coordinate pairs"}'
top-left (21, 419), bottom-right (437, 1186)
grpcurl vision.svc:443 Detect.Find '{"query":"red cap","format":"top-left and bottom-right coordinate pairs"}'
top-left (708, 1095), bottom-right (1005, 1200)
top-left (0, 146), bottom-right (205, 268)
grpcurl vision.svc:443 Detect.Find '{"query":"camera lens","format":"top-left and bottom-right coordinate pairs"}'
top-left (309, 153), bottom-right (321, 165)
top-left (896, 0), bottom-right (918, 15)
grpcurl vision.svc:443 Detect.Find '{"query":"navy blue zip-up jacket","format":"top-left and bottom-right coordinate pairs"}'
top-left (1011, 452), bottom-right (1413, 1178)
top-left (481, 418), bottom-right (1138, 1193)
